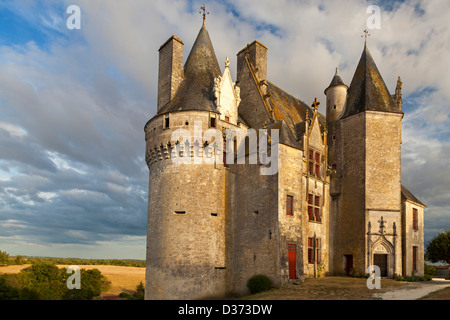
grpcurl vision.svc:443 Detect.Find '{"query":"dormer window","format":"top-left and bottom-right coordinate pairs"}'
top-left (308, 149), bottom-right (322, 178)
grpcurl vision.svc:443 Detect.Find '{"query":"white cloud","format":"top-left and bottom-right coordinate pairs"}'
top-left (0, 122), bottom-right (28, 137)
top-left (0, 0), bottom-right (449, 258)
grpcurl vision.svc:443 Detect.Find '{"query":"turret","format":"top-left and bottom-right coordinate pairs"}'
top-left (324, 68), bottom-right (347, 164)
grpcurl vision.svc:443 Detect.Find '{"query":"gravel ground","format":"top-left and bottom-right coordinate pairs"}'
top-left (373, 278), bottom-right (450, 300)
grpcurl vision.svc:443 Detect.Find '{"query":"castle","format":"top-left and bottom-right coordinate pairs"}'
top-left (144, 19), bottom-right (426, 300)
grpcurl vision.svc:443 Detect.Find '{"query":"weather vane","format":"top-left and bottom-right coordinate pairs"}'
top-left (362, 29), bottom-right (370, 42)
top-left (199, 3), bottom-right (209, 24)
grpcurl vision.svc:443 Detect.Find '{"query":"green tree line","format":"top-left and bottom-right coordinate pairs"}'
top-left (0, 261), bottom-right (111, 300)
top-left (0, 250), bottom-right (145, 267)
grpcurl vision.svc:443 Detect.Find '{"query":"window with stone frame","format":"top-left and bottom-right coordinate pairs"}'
top-left (308, 237), bottom-right (321, 264)
top-left (308, 194), bottom-right (321, 222)
top-left (308, 149), bottom-right (322, 178)
top-left (412, 208), bottom-right (418, 230)
top-left (210, 115), bottom-right (217, 128)
top-left (163, 114), bottom-right (170, 129)
top-left (286, 195), bottom-right (294, 216)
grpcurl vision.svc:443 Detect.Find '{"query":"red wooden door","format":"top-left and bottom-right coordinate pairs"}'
top-left (288, 245), bottom-right (296, 279)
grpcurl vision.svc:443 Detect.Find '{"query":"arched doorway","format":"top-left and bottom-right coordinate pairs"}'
top-left (371, 239), bottom-right (394, 278)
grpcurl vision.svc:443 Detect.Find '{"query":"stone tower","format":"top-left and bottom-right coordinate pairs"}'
top-left (324, 68), bottom-right (348, 165)
top-left (329, 43), bottom-right (404, 277)
top-left (144, 21), bottom-right (241, 300)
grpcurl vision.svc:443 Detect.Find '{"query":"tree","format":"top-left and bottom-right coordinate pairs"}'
top-left (425, 231), bottom-right (450, 264)
top-left (135, 281), bottom-right (145, 299)
top-left (0, 250), bottom-right (10, 265)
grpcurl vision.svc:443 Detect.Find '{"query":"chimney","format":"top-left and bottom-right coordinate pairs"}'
top-left (237, 40), bottom-right (267, 82)
top-left (157, 35), bottom-right (184, 112)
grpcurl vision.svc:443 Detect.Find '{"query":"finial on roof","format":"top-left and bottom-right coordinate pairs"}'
top-left (362, 29), bottom-right (370, 43)
top-left (225, 56), bottom-right (230, 68)
top-left (312, 98), bottom-right (320, 111)
top-left (199, 3), bottom-right (209, 25)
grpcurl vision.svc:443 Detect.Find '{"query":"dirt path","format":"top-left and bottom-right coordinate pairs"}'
top-left (373, 278), bottom-right (450, 300)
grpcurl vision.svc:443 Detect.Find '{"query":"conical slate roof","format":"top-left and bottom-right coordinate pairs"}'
top-left (158, 23), bottom-right (221, 114)
top-left (341, 43), bottom-right (400, 119)
top-left (325, 68), bottom-right (347, 94)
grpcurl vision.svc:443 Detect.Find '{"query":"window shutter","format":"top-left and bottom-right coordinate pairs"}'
top-left (286, 195), bottom-right (293, 215)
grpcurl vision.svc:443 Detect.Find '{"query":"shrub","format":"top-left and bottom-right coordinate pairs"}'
top-left (425, 264), bottom-right (436, 277)
top-left (247, 274), bottom-right (272, 294)
top-left (394, 271), bottom-right (430, 282)
top-left (350, 268), bottom-right (369, 278)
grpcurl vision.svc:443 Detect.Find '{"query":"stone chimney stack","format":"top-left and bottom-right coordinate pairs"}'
top-left (157, 35), bottom-right (184, 112)
top-left (237, 40), bottom-right (267, 82)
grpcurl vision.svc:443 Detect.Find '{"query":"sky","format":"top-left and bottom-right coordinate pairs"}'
top-left (0, 0), bottom-right (449, 260)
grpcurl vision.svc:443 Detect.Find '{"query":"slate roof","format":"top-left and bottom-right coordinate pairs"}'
top-left (401, 185), bottom-right (426, 207)
top-left (158, 23), bottom-right (221, 115)
top-left (341, 43), bottom-right (401, 119)
top-left (266, 82), bottom-right (325, 143)
top-left (267, 120), bottom-right (300, 150)
top-left (325, 68), bottom-right (347, 94)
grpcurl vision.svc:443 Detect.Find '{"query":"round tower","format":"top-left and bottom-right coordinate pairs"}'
top-left (144, 22), bottom-right (235, 300)
top-left (324, 68), bottom-right (348, 164)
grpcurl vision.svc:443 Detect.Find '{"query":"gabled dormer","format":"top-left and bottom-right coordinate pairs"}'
top-left (214, 57), bottom-right (241, 125)
top-left (304, 99), bottom-right (327, 180)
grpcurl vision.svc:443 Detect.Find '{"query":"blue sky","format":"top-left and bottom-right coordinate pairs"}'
top-left (0, 0), bottom-right (449, 260)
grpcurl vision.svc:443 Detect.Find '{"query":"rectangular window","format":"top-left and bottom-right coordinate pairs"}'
top-left (316, 238), bottom-right (321, 264)
top-left (308, 237), bottom-right (321, 264)
top-left (308, 194), bottom-right (321, 222)
top-left (308, 238), bottom-right (313, 264)
top-left (225, 116), bottom-right (230, 122)
top-left (314, 195), bottom-right (320, 207)
top-left (210, 116), bottom-right (216, 128)
top-left (164, 115), bottom-right (170, 129)
top-left (174, 211), bottom-right (186, 215)
top-left (308, 149), bottom-right (322, 179)
top-left (286, 195), bottom-right (294, 216)
top-left (308, 206), bottom-right (313, 221)
top-left (308, 194), bottom-right (314, 221)
top-left (412, 208), bottom-right (418, 230)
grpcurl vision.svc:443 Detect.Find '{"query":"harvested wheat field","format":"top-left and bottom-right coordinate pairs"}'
top-left (0, 264), bottom-right (145, 297)
top-left (58, 265), bottom-right (145, 296)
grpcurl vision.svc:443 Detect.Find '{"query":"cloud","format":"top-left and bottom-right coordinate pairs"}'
top-left (0, 0), bottom-right (448, 258)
